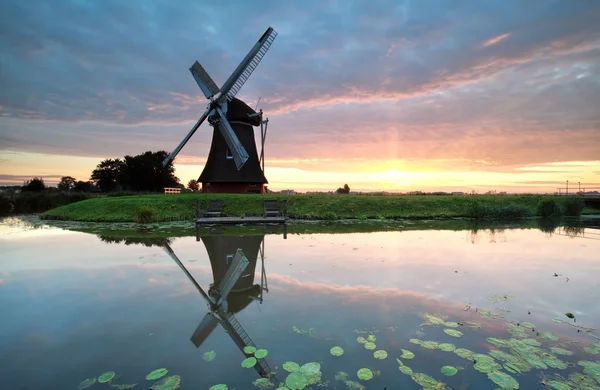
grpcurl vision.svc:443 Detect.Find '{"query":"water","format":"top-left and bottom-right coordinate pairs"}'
top-left (1, 217), bottom-right (600, 390)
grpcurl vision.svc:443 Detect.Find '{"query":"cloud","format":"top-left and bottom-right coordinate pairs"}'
top-left (0, 0), bottom-right (599, 179)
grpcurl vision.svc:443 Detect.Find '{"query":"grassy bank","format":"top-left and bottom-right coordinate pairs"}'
top-left (40, 193), bottom-right (595, 223)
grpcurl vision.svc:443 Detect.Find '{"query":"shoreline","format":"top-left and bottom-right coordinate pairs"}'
top-left (37, 193), bottom-right (595, 223)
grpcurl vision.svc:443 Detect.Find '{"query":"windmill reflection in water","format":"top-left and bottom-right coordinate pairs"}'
top-left (162, 228), bottom-right (280, 382)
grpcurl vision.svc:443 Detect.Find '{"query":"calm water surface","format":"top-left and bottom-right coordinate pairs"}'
top-left (1, 217), bottom-right (600, 390)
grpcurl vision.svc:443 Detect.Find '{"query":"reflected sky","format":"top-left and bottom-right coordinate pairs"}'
top-left (1, 219), bottom-right (600, 389)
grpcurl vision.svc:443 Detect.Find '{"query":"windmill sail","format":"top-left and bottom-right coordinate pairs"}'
top-left (162, 108), bottom-right (210, 167)
top-left (215, 106), bottom-right (249, 170)
top-left (190, 61), bottom-right (220, 99)
top-left (191, 312), bottom-right (220, 348)
top-left (218, 27), bottom-right (278, 103)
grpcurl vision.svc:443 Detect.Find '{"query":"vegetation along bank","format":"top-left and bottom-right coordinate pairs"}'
top-left (36, 193), bottom-right (594, 223)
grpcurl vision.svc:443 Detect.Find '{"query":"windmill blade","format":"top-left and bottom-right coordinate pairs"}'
top-left (162, 243), bottom-right (214, 305)
top-left (162, 107), bottom-right (210, 168)
top-left (215, 106), bottom-right (249, 170)
top-left (217, 27), bottom-right (277, 103)
top-left (190, 312), bottom-right (220, 348)
top-left (216, 249), bottom-right (249, 306)
top-left (190, 61), bottom-right (220, 99)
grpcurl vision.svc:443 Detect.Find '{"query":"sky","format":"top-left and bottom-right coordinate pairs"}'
top-left (1, 0), bottom-right (599, 193)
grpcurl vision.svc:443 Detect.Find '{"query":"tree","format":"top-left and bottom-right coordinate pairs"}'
top-left (22, 177), bottom-right (46, 192)
top-left (91, 159), bottom-right (125, 192)
top-left (73, 180), bottom-right (94, 192)
top-left (58, 176), bottom-right (76, 192)
top-left (187, 179), bottom-right (199, 192)
top-left (119, 151), bottom-right (179, 192)
top-left (335, 183), bottom-right (350, 194)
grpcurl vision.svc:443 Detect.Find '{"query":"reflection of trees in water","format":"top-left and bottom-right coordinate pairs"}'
top-left (99, 236), bottom-right (173, 247)
top-left (467, 221), bottom-right (507, 244)
top-left (536, 217), bottom-right (560, 236)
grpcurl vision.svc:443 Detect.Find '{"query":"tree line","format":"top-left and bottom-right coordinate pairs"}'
top-left (20, 151), bottom-right (181, 193)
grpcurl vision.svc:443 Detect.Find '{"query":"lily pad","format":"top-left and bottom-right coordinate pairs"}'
top-left (455, 348), bottom-right (476, 360)
top-left (445, 321), bottom-right (460, 328)
top-left (99, 372), bottom-right (116, 384)
top-left (241, 357), bottom-right (257, 368)
top-left (334, 372), bottom-right (349, 381)
top-left (150, 375), bottom-right (181, 390)
top-left (253, 378), bottom-right (274, 389)
top-left (373, 350), bottom-right (387, 359)
top-left (400, 349), bottom-right (415, 359)
top-left (565, 312), bottom-right (575, 319)
top-left (356, 336), bottom-right (367, 344)
top-left (444, 329), bottom-right (464, 338)
top-left (421, 313), bottom-right (447, 325)
top-left (487, 337), bottom-right (511, 348)
top-left (521, 322), bottom-right (536, 329)
top-left (583, 346), bottom-right (600, 355)
top-left (357, 368), bottom-right (373, 381)
top-left (522, 338), bottom-right (542, 347)
top-left (441, 366), bottom-right (458, 376)
top-left (399, 366), bottom-right (413, 375)
top-left (146, 368), bottom-right (168, 380)
top-left (547, 381), bottom-right (572, 390)
top-left (364, 342), bottom-right (376, 350)
top-left (422, 341), bottom-right (439, 349)
top-left (283, 362), bottom-right (300, 373)
top-left (409, 338), bottom-right (422, 345)
top-left (300, 362), bottom-right (321, 376)
top-left (539, 332), bottom-right (559, 341)
top-left (550, 347), bottom-right (573, 356)
top-left (285, 373), bottom-right (307, 390)
top-left (77, 378), bottom-right (96, 389)
top-left (438, 343), bottom-right (456, 352)
top-left (411, 373), bottom-right (444, 388)
top-left (244, 346), bottom-right (257, 354)
top-left (487, 370), bottom-right (519, 389)
top-left (209, 385), bottom-right (228, 390)
top-left (203, 350), bottom-right (216, 361)
top-left (110, 384), bottom-right (138, 390)
top-left (330, 346), bottom-right (344, 356)
top-left (254, 349), bottom-right (268, 359)
top-left (367, 334), bottom-right (376, 342)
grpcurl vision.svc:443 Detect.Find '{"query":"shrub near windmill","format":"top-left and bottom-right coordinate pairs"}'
top-left (163, 27), bottom-right (278, 194)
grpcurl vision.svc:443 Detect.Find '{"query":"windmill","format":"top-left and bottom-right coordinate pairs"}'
top-left (163, 27), bottom-right (277, 194)
top-left (162, 235), bottom-right (276, 381)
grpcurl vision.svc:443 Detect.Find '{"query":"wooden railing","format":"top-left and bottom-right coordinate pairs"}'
top-left (164, 187), bottom-right (181, 194)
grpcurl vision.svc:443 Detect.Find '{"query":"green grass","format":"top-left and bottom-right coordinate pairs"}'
top-left (40, 193), bottom-right (596, 223)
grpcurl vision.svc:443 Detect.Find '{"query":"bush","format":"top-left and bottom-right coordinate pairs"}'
top-left (133, 206), bottom-right (155, 223)
top-left (561, 197), bottom-right (585, 217)
top-left (537, 198), bottom-right (562, 217)
top-left (465, 202), bottom-right (532, 220)
top-left (321, 211), bottom-right (338, 220)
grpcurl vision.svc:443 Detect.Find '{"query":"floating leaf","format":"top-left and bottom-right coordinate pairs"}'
top-left (444, 329), bottom-right (464, 338)
top-left (285, 373), bottom-right (307, 390)
top-left (364, 342), bottom-right (376, 350)
top-left (399, 366), bottom-right (413, 375)
top-left (521, 322), bottom-right (536, 329)
top-left (357, 368), bottom-right (373, 381)
top-left (150, 375), bottom-right (180, 390)
top-left (522, 338), bottom-right (542, 347)
top-left (422, 341), bottom-right (439, 349)
top-left (275, 387), bottom-right (289, 390)
top-left (373, 350), bottom-right (387, 359)
top-left (356, 336), bottom-right (367, 344)
top-left (552, 318), bottom-right (564, 323)
top-left (550, 347), bottom-right (573, 356)
top-left (110, 384), bottom-right (138, 390)
top-left (583, 346), bottom-right (600, 355)
top-left (445, 322), bottom-right (460, 328)
top-left (203, 350), bottom-right (216, 361)
top-left (330, 346), bottom-right (344, 356)
top-left (77, 378), bottom-right (96, 389)
top-left (409, 338), bottom-right (422, 345)
top-left (400, 349), bottom-right (415, 359)
top-left (455, 348), bottom-right (476, 360)
top-left (487, 370), bottom-right (519, 389)
top-left (241, 357), bottom-right (257, 368)
top-left (146, 368), bottom-right (168, 381)
top-left (411, 373), bottom-right (444, 388)
top-left (546, 381), bottom-right (572, 390)
top-left (367, 335), bottom-right (376, 342)
top-left (253, 377), bottom-right (274, 389)
top-left (441, 365), bottom-right (458, 376)
top-left (487, 337), bottom-right (510, 348)
top-left (438, 343), bottom-right (456, 352)
top-left (99, 372), bottom-right (116, 384)
top-left (539, 332), bottom-right (559, 341)
top-left (283, 362), bottom-right (300, 373)
top-left (254, 349), bottom-right (268, 359)
top-left (209, 385), bottom-right (228, 390)
top-left (334, 372), bottom-right (349, 381)
top-left (244, 346), bottom-right (257, 354)
top-left (420, 313), bottom-right (447, 325)
top-left (565, 313), bottom-right (575, 319)
top-left (300, 362), bottom-right (321, 376)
